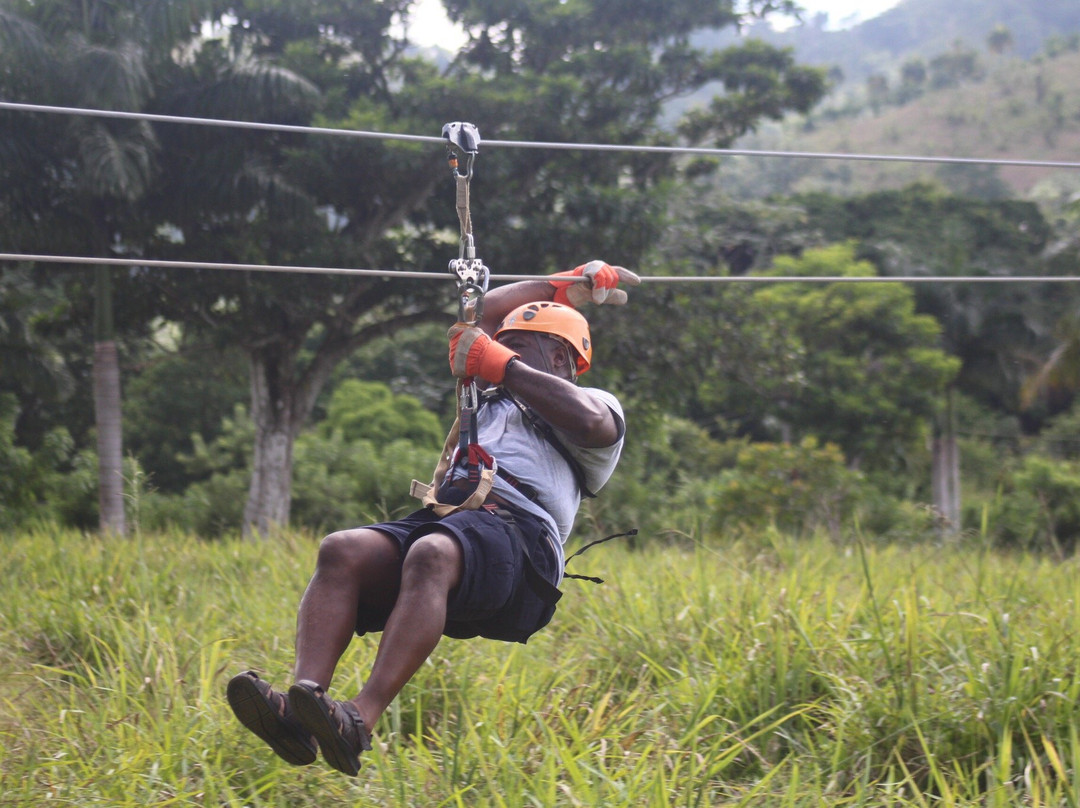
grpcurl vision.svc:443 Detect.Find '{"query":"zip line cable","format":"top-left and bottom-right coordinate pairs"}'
top-left (3, 252), bottom-right (1079, 284)
top-left (2, 100), bottom-right (1079, 284)
top-left (3, 100), bottom-right (1080, 170)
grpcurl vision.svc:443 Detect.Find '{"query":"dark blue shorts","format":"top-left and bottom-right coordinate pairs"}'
top-left (358, 498), bottom-right (562, 644)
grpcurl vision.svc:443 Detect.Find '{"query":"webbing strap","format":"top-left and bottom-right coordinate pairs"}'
top-left (563, 529), bottom-right (639, 585)
top-left (490, 508), bottom-right (563, 608)
top-left (455, 172), bottom-right (472, 254)
top-left (409, 386), bottom-right (500, 517)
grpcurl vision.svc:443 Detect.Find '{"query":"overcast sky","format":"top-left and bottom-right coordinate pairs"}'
top-left (401, 0), bottom-right (903, 47)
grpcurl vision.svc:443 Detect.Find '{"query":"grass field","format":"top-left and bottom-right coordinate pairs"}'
top-left (2, 526), bottom-right (1080, 806)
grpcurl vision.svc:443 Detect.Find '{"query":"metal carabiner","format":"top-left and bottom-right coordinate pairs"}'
top-left (450, 259), bottom-right (489, 326)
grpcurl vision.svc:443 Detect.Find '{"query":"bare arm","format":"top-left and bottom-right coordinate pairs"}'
top-left (460, 273), bottom-right (628, 447)
top-left (501, 359), bottom-right (620, 448)
top-left (477, 281), bottom-right (556, 335)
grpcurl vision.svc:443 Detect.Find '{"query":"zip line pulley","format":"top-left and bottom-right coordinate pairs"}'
top-left (442, 121), bottom-right (491, 492)
top-left (443, 121), bottom-right (488, 327)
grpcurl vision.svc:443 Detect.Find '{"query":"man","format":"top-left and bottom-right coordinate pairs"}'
top-left (226, 261), bottom-right (638, 776)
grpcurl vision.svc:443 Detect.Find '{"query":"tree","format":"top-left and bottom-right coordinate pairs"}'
top-left (794, 185), bottom-right (1071, 420)
top-left (929, 41), bottom-right (983, 89)
top-left (1022, 314), bottom-right (1080, 409)
top-left (138, 0), bottom-right (827, 535)
top-left (897, 58), bottom-right (927, 103)
top-left (0, 0), bottom-right (220, 534)
top-left (727, 245), bottom-right (960, 472)
top-left (608, 242), bottom-right (958, 489)
top-left (866, 73), bottom-right (889, 114)
top-left (1, 0), bottom-right (318, 536)
top-left (795, 185), bottom-right (1080, 528)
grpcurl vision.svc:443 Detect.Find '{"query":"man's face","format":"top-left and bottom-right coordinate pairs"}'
top-left (496, 331), bottom-right (574, 381)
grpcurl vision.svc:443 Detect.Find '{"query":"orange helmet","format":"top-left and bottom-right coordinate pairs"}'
top-left (495, 301), bottom-right (592, 375)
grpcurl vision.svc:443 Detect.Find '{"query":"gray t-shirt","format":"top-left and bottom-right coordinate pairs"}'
top-left (450, 389), bottom-right (625, 579)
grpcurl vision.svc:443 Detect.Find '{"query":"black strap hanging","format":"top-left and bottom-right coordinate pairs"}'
top-left (563, 529), bottom-right (638, 584)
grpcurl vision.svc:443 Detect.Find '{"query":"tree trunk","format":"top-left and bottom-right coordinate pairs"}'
top-left (931, 388), bottom-right (960, 535)
top-left (93, 267), bottom-right (126, 536)
top-left (237, 311), bottom-right (446, 538)
top-left (242, 350), bottom-right (299, 538)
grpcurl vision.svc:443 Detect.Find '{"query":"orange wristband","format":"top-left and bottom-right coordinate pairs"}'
top-left (470, 337), bottom-right (519, 384)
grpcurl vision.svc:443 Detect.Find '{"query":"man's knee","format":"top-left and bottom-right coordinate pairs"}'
top-left (317, 528), bottom-right (399, 576)
top-left (402, 532), bottom-right (463, 590)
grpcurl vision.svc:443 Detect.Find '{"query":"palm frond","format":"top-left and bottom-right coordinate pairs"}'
top-left (63, 34), bottom-right (152, 110)
top-left (74, 119), bottom-right (159, 200)
top-left (1021, 317), bottom-right (1080, 409)
top-left (186, 56), bottom-right (320, 121)
top-left (212, 154), bottom-right (316, 221)
top-left (0, 6), bottom-right (50, 76)
top-left (138, 0), bottom-right (218, 50)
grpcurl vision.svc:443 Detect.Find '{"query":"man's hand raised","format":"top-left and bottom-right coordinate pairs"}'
top-left (549, 260), bottom-right (641, 308)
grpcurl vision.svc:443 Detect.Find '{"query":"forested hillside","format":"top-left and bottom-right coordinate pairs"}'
top-left (728, 0), bottom-right (1080, 83)
top-left (720, 44), bottom-right (1080, 200)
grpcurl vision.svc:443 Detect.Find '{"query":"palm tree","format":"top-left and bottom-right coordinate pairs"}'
top-left (5, 1), bottom-right (331, 538)
top-left (1022, 314), bottom-right (1080, 409)
top-left (0, 0), bottom-right (220, 535)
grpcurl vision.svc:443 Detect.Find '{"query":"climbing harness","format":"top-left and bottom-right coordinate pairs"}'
top-left (412, 122), bottom-right (589, 514)
top-left (409, 121), bottom-right (633, 587)
top-left (411, 122), bottom-right (497, 516)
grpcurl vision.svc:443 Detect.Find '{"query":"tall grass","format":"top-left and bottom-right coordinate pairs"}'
top-left (2, 526), bottom-right (1080, 806)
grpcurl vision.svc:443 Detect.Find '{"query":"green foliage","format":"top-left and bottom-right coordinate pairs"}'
top-left (7, 528), bottom-right (1080, 803)
top-left (0, 392), bottom-right (81, 529)
top-left (124, 344), bottom-right (249, 493)
top-left (1035, 398), bottom-right (1080, 459)
top-left (928, 42), bottom-right (984, 89)
top-left (581, 407), bottom-right (742, 541)
top-left (749, 244), bottom-right (959, 463)
top-left (712, 437), bottom-right (862, 537)
top-left (140, 465), bottom-right (249, 539)
top-left (0, 393), bottom-right (44, 526)
top-left (3, 0), bottom-right (832, 534)
top-left (795, 186), bottom-right (1076, 421)
top-left (291, 434), bottom-right (436, 531)
top-left (319, 379), bottom-right (443, 450)
top-left (133, 384), bottom-right (443, 536)
top-left (988, 454), bottom-right (1080, 556)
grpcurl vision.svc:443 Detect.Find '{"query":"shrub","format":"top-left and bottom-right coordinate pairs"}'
top-left (137, 388), bottom-right (443, 536)
top-left (711, 437), bottom-right (863, 538)
top-left (320, 380), bottom-right (444, 450)
top-left (581, 410), bottom-right (740, 541)
top-left (989, 454), bottom-right (1080, 556)
top-left (0, 393), bottom-right (86, 529)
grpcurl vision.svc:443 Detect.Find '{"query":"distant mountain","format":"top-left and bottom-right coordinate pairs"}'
top-left (716, 47), bottom-right (1080, 203)
top-left (699, 0), bottom-right (1080, 85)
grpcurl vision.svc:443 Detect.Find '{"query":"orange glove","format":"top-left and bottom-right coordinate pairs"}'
top-left (549, 260), bottom-right (641, 307)
top-left (448, 324), bottom-right (519, 384)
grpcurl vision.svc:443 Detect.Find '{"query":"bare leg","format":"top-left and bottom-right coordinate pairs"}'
top-left (294, 528), bottom-right (402, 689)
top-left (350, 531), bottom-right (463, 728)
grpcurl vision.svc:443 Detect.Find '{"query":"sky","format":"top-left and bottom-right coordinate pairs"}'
top-left (401, 0), bottom-right (904, 48)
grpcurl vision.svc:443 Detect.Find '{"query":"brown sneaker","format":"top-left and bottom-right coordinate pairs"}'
top-left (288, 679), bottom-right (373, 777)
top-left (226, 671), bottom-right (317, 765)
